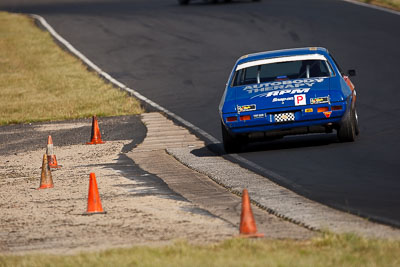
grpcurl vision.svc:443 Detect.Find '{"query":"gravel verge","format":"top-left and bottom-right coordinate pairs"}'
top-left (0, 115), bottom-right (235, 254)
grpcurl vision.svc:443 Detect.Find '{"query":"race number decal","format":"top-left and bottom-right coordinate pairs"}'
top-left (295, 94), bottom-right (306, 106)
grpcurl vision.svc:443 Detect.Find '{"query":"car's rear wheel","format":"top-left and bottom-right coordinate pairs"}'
top-left (354, 109), bottom-right (360, 136)
top-left (178, 0), bottom-right (190, 5)
top-left (221, 122), bottom-right (242, 153)
top-left (337, 107), bottom-right (358, 142)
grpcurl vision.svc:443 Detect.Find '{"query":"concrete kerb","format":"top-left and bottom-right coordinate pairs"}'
top-left (166, 147), bottom-right (400, 239)
top-left (132, 113), bottom-right (313, 240)
top-left (32, 14), bottom-right (400, 239)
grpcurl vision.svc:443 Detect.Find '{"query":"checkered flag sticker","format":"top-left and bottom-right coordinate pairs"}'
top-left (274, 112), bottom-right (295, 123)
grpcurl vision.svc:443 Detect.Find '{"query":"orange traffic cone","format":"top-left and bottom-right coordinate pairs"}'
top-left (46, 135), bottom-right (61, 168)
top-left (38, 154), bottom-right (54, 189)
top-left (84, 173), bottom-right (106, 215)
top-left (87, 116), bottom-right (105, 145)
top-left (239, 189), bottom-right (264, 238)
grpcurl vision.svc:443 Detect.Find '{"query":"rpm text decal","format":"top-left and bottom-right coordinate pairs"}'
top-left (251, 88), bottom-right (311, 99)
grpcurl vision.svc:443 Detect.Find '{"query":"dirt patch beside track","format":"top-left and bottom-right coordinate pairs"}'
top-left (0, 116), bottom-right (235, 254)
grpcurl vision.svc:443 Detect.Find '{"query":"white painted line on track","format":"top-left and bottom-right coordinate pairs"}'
top-left (342, 0), bottom-right (400, 16)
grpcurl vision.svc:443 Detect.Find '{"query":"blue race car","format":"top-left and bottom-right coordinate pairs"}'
top-left (219, 47), bottom-right (359, 153)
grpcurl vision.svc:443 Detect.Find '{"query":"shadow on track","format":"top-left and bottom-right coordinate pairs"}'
top-left (191, 133), bottom-right (339, 158)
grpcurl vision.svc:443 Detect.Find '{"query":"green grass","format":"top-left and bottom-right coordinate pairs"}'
top-left (359, 0), bottom-right (400, 10)
top-left (1, 233), bottom-right (399, 267)
top-left (0, 12), bottom-right (143, 125)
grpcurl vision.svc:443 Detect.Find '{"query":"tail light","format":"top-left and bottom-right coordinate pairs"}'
top-left (332, 105), bottom-right (343, 111)
top-left (240, 115), bottom-right (251, 121)
top-left (317, 107), bottom-right (329, 113)
top-left (226, 116), bottom-right (237, 122)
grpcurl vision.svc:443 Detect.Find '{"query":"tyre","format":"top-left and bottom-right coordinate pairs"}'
top-left (178, 0), bottom-right (190, 5)
top-left (337, 107), bottom-right (358, 142)
top-left (221, 122), bottom-right (241, 153)
top-left (354, 109), bottom-right (360, 136)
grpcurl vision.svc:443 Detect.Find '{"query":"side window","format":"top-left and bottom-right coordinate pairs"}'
top-left (329, 53), bottom-right (343, 75)
top-left (233, 69), bottom-right (245, 86)
top-left (314, 61), bottom-right (331, 77)
top-left (233, 66), bottom-right (258, 86)
top-left (323, 60), bottom-right (336, 77)
top-left (232, 70), bottom-right (242, 86)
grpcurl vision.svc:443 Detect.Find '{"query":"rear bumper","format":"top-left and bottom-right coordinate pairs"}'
top-left (228, 118), bottom-right (340, 136)
top-left (222, 103), bottom-right (346, 136)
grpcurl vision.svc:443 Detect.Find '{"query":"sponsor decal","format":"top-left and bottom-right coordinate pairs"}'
top-left (305, 108), bottom-right (313, 113)
top-left (295, 94), bottom-right (306, 106)
top-left (272, 97), bottom-right (294, 103)
top-left (323, 111), bottom-right (332, 118)
top-left (251, 88), bottom-right (311, 99)
top-left (243, 78), bottom-right (324, 94)
top-left (253, 113), bottom-right (265, 119)
top-left (274, 112), bottom-right (295, 122)
top-left (237, 104), bottom-right (256, 113)
top-left (310, 96), bottom-right (330, 104)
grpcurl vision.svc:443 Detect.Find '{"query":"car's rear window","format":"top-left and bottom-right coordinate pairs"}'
top-left (233, 59), bottom-right (333, 86)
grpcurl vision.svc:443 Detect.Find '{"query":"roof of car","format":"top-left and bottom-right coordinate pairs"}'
top-left (237, 47), bottom-right (329, 66)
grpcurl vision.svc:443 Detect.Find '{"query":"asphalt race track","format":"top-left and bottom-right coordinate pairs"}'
top-left (1, 0), bottom-right (399, 227)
